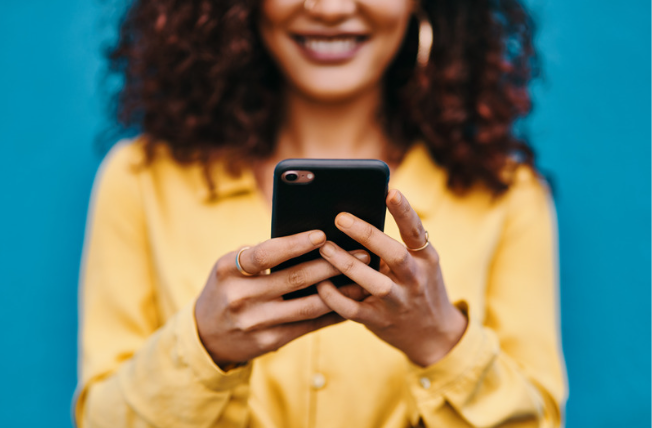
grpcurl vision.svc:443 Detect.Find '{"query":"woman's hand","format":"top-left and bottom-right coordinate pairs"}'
top-left (316, 189), bottom-right (468, 368)
top-left (195, 230), bottom-right (369, 369)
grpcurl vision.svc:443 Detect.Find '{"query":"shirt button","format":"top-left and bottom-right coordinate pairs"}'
top-left (311, 373), bottom-right (326, 390)
top-left (419, 377), bottom-right (431, 389)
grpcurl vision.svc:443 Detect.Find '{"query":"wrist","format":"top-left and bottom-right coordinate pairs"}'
top-left (408, 304), bottom-right (469, 367)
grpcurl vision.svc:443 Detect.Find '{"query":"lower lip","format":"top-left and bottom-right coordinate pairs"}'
top-left (293, 38), bottom-right (366, 64)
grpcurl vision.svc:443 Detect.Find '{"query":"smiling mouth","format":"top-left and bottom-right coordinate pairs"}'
top-left (292, 34), bottom-right (369, 61)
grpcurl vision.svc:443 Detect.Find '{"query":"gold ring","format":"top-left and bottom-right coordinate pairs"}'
top-left (235, 247), bottom-right (256, 276)
top-left (406, 231), bottom-right (430, 252)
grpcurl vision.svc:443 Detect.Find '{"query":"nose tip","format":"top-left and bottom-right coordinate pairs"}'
top-left (305, 0), bottom-right (357, 23)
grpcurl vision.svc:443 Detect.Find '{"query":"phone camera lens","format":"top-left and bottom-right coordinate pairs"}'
top-left (285, 173), bottom-right (298, 182)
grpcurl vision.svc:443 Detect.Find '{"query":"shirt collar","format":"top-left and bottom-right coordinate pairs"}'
top-left (197, 161), bottom-right (258, 202)
top-left (201, 142), bottom-right (447, 218)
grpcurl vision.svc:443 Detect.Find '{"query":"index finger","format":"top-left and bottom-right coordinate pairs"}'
top-left (386, 189), bottom-right (434, 258)
top-left (333, 212), bottom-right (417, 278)
top-left (239, 230), bottom-right (326, 274)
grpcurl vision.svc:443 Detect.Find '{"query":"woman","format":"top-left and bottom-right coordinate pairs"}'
top-left (75, 0), bottom-right (567, 427)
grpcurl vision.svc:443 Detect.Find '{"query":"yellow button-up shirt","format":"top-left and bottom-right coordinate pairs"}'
top-left (75, 140), bottom-right (567, 428)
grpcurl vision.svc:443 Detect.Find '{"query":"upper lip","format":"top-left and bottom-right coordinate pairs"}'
top-left (291, 31), bottom-right (370, 40)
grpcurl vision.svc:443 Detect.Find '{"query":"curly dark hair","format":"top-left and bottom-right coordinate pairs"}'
top-left (108, 0), bottom-right (539, 196)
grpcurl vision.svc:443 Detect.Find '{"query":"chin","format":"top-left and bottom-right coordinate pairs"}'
top-left (302, 88), bottom-right (364, 103)
top-left (292, 76), bottom-right (379, 104)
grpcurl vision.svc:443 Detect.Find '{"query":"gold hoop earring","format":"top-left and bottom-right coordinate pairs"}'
top-left (304, 0), bottom-right (318, 11)
top-left (415, 7), bottom-right (433, 68)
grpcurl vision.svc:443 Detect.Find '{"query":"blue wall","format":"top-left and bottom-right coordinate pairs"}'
top-left (0, 1), bottom-right (649, 427)
top-left (527, 1), bottom-right (651, 426)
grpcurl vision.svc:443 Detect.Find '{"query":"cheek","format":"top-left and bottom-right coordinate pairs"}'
top-left (260, 0), bottom-right (301, 22)
top-left (362, 1), bottom-right (413, 61)
top-left (361, 0), bottom-right (413, 30)
top-left (258, 0), bottom-right (297, 54)
top-left (260, 0), bottom-right (298, 21)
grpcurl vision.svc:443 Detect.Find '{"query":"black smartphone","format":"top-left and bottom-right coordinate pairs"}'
top-left (271, 159), bottom-right (390, 299)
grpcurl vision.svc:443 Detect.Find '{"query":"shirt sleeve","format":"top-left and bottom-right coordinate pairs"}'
top-left (405, 170), bottom-right (568, 427)
top-left (73, 142), bottom-right (252, 428)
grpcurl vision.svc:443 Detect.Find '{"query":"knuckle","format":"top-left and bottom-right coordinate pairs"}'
top-left (234, 316), bottom-right (258, 333)
top-left (392, 247), bottom-right (411, 267)
top-left (287, 268), bottom-right (308, 289)
top-left (297, 301), bottom-right (320, 319)
top-left (256, 331), bottom-right (280, 353)
top-left (250, 247), bottom-right (270, 270)
top-left (225, 291), bottom-right (250, 313)
top-left (340, 257), bottom-right (357, 275)
top-left (348, 306), bottom-right (364, 323)
top-left (399, 199), bottom-right (412, 216)
top-left (376, 316), bottom-right (393, 330)
top-left (376, 279), bottom-right (394, 299)
top-left (360, 223), bottom-right (375, 243)
top-left (411, 223), bottom-right (425, 241)
top-left (430, 248), bottom-right (440, 264)
top-left (215, 256), bottom-right (233, 279)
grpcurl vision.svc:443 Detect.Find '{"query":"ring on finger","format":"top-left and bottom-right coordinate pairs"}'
top-left (406, 231), bottom-right (430, 252)
top-left (235, 247), bottom-right (256, 276)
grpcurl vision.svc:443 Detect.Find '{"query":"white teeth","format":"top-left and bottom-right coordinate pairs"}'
top-left (303, 37), bottom-right (358, 55)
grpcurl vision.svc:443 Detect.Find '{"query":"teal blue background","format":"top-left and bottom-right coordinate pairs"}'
top-left (0, 1), bottom-right (649, 426)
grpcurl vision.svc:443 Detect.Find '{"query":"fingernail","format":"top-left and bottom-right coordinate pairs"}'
top-left (320, 242), bottom-right (335, 256)
top-left (309, 231), bottom-right (326, 246)
top-left (336, 213), bottom-right (354, 228)
top-left (391, 190), bottom-right (402, 204)
top-left (353, 252), bottom-right (370, 263)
